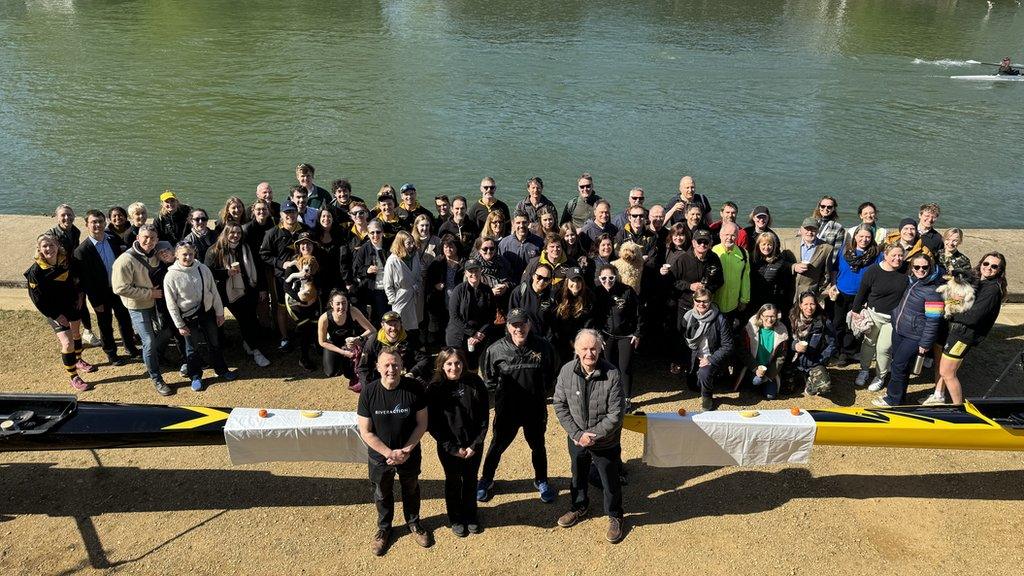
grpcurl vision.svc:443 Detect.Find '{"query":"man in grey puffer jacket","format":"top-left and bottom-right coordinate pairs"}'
top-left (552, 328), bottom-right (625, 544)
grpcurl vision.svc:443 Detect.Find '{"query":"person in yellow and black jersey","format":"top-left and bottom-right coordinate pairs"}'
top-left (357, 311), bottom-right (431, 387)
top-left (26, 233), bottom-right (95, 391)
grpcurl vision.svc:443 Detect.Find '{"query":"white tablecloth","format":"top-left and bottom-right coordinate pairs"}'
top-left (643, 410), bottom-right (816, 467)
top-left (224, 408), bottom-right (367, 465)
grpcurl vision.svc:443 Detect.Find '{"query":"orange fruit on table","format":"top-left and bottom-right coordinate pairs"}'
top-left (790, 407), bottom-right (801, 416)
top-left (258, 409), bottom-right (268, 418)
top-left (677, 407), bottom-right (687, 416)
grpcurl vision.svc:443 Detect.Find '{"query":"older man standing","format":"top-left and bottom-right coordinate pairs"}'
top-left (665, 175), bottom-right (711, 226)
top-left (782, 218), bottom-right (833, 300)
top-left (711, 222), bottom-right (750, 319)
top-left (112, 224), bottom-right (173, 396)
top-left (468, 176), bottom-right (511, 231)
top-left (357, 347), bottom-right (432, 556)
top-left (553, 329), bottom-right (625, 543)
top-left (561, 173), bottom-right (602, 228)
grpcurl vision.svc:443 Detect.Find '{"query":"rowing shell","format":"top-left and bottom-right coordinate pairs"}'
top-left (950, 75), bottom-right (1024, 82)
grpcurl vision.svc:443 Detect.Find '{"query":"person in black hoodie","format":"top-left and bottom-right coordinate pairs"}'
top-left (445, 258), bottom-right (496, 367)
top-left (26, 233), bottom-right (93, 391)
top-left (926, 252), bottom-right (1007, 405)
top-left (508, 263), bottom-right (559, 340)
top-left (478, 309), bottom-right (558, 504)
top-left (427, 347), bottom-right (489, 537)
top-left (593, 264), bottom-right (644, 413)
top-left (353, 220), bottom-right (391, 325)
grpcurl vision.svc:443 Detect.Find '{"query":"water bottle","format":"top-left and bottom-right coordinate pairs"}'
top-left (911, 352), bottom-right (926, 376)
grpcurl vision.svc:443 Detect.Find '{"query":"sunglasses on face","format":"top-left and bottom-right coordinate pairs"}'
top-left (351, 210), bottom-right (367, 217)
top-left (912, 265), bottom-right (929, 271)
top-left (630, 196), bottom-right (644, 202)
top-left (534, 274), bottom-right (551, 282)
top-left (694, 239), bottom-right (710, 245)
top-left (482, 186), bottom-right (495, 191)
top-left (480, 247), bottom-right (495, 252)
top-left (694, 300), bottom-right (710, 305)
top-left (982, 262), bottom-right (1001, 270)
top-left (368, 230), bottom-right (383, 235)
top-left (818, 204), bottom-right (834, 210)
top-left (578, 184), bottom-right (593, 189)
top-left (193, 217), bottom-right (208, 222)
top-left (630, 214), bottom-right (645, 219)
top-left (598, 275), bottom-right (616, 281)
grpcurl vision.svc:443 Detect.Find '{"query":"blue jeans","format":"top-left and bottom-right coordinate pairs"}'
top-left (129, 307), bottom-right (171, 383)
top-left (884, 332), bottom-right (921, 405)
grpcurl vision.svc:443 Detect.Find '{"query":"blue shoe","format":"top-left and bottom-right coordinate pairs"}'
top-left (191, 377), bottom-right (204, 392)
top-left (218, 370), bottom-right (238, 381)
top-left (535, 480), bottom-right (556, 503)
top-left (476, 479), bottom-right (494, 502)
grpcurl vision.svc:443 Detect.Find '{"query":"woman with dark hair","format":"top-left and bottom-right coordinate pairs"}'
top-left (738, 304), bottom-right (789, 399)
top-left (787, 291), bottom-right (835, 397)
top-left (682, 287), bottom-right (733, 411)
top-left (850, 244), bottom-right (908, 390)
top-left (427, 347), bottom-right (489, 537)
top-left (204, 222), bottom-right (270, 368)
top-left (589, 233), bottom-right (616, 283)
top-left (242, 199), bottom-right (277, 327)
top-left (551, 267), bottom-right (595, 359)
top-left (594, 263), bottom-right (643, 412)
top-left (311, 208), bottom-right (346, 299)
top-left (26, 233), bottom-right (93, 391)
top-left (446, 259), bottom-right (497, 368)
top-left (812, 195), bottom-right (844, 256)
top-left (748, 231), bottom-right (793, 322)
top-left (925, 252), bottom-right (1007, 405)
top-left (831, 224), bottom-right (880, 366)
top-left (353, 220), bottom-right (390, 325)
top-left (872, 253), bottom-right (944, 407)
top-left (561, 221), bottom-right (590, 268)
top-left (847, 201), bottom-right (887, 245)
top-left (534, 204), bottom-right (560, 238)
top-left (106, 206), bottom-right (132, 243)
top-left (318, 290), bottom-right (374, 389)
top-left (659, 223), bottom-right (692, 373)
top-left (664, 222), bottom-right (691, 255)
top-left (425, 238), bottom-right (463, 348)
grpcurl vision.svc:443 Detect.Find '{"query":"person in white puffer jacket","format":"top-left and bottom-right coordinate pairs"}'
top-left (163, 242), bottom-right (236, 391)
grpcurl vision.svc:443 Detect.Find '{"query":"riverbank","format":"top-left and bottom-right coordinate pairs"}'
top-left (2, 214), bottom-right (1021, 300)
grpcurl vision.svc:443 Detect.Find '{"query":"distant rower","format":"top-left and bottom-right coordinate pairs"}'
top-left (998, 57), bottom-right (1021, 76)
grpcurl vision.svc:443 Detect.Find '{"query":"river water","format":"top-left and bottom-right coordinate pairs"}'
top-left (1, 0), bottom-right (1022, 226)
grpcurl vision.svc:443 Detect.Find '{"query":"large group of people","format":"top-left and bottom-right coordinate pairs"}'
top-left (25, 164), bottom-right (1009, 552)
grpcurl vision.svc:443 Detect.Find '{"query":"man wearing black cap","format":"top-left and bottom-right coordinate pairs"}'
top-left (782, 218), bottom-right (833, 299)
top-left (669, 228), bottom-right (724, 368)
top-left (398, 183), bottom-right (432, 228)
top-left (743, 205), bottom-right (778, 251)
top-left (259, 198), bottom-right (308, 350)
top-left (358, 310), bottom-right (430, 385)
top-left (478, 307), bottom-right (558, 504)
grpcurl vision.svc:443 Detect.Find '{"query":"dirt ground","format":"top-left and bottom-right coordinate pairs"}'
top-left (1, 300), bottom-right (1023, 575)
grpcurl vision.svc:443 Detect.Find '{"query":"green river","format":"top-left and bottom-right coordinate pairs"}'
top-left (1, 0), bottom-right (1022, 226)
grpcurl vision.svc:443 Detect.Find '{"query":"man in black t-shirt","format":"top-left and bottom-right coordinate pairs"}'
top-left (357, 348), bottom-right (431, 556)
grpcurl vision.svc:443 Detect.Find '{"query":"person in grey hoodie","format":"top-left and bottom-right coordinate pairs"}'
top-left (163, 242), bottom-right (236, 391)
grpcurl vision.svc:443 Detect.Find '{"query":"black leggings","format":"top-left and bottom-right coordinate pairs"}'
top-left (603, 335), bottom-right (635, 399)
top-left (322, 348), bottom-right (357, 379)
top-left (225, 291), bottom-right (261, 351)
top-left (832, 291), bottom-right (858, 358)
top-left (437, 447), bottom-right (482, 525)
top-left (481, 402), bottom-right (547, 483)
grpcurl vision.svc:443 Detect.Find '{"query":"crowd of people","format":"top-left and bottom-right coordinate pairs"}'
top-left (24, 164), bottom-right (1010, 552)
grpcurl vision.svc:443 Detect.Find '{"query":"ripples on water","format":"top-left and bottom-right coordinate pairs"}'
top-left (0, 0), bottom-right (1022, 226)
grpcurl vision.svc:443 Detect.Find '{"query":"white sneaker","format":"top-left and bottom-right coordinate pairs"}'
top-left (82, 329), bottom-right (102, 348)
top-left (921, 392), bottom-right (947, 406)
top-left (252, 349), bottom-right (270, 368)
top-left (867, 375), bottom-right (886, 392)
top-left (871, 395), bottom-right (894, 408)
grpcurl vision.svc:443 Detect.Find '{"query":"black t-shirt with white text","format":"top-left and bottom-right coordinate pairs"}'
top-left (357, 377), bottom-right (427, 462)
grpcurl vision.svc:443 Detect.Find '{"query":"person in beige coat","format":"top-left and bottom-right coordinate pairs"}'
top-left (782, 218), bottom-right (834, 302)
top-left (111, 224), bottom-right (173, 396)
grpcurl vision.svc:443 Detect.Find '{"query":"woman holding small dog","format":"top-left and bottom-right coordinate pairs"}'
top-left (284, 233), bottom-right (323, 371)
top-left (318, 290), bottom-right (374, 389)
top-left (925, 252), bottom-right (1007, 405)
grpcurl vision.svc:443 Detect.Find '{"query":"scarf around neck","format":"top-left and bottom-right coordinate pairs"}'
top-left (683, 304), bottom-right (719, 350)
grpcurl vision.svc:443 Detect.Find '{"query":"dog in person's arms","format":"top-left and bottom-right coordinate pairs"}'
top-left (936, 269), bottom-right (975, 317)
top-left (285, 254), bottom-right (320, 305)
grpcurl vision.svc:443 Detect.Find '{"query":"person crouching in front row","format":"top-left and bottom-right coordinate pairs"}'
top-left (681, 287), bottom-right (734, 411)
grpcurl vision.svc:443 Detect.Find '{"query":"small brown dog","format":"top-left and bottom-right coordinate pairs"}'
top-left (285, 254), bottom-right (320, 305)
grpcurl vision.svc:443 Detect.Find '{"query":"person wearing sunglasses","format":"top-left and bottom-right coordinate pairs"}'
top-left (593, 264), bottom-right (643, 413)
top-left (561, 172), bottom-right (602, 228)
top-left (353, 220), bottom-right (392, 326)
top-left (682, 287), bottom-right (734, 411)
top-left (811, 195), bottom-right (844, 264)
top-left (613, 205), bottom-right (657, 264)
top-left (925, 252), bottom-right (1007, 405)
top-left (180, 208), bottom-right (216, 263)
top-left (668, 228), bottom-right (724, 336)
top-left (509, 263), bottom-right (559, 339)
top-left (469, 176), bottom-right (511, 231)
top-left (872, 253), bottom-right (944, 407)
top-left (743, 205), bottom-right (779, 252)
top-left (612, 186), bottom-right (646, 229)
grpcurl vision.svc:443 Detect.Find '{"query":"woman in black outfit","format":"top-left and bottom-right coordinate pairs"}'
top-left (446, 258), bottom-right (497, 368)
top-left (311, 208), bottom-right (348, 301)
top-left (551, 267), bottom-right (595, 361)
top-left (26, 233), bottom-right (93, 391)
top-left (243, 200), bottom-right (277, 327)
top-left (425, 238), bottom-right (463, 349)
top-left (205, 222), bottom-right (271, 368)
top-left (748, 231), bottom-right (793, 323)
top-left (427, 347), bottom-right (489, 537)
top-left (594, 263), bottom-right (643, 412)
top-left (927, 252), bottom-right (1008, 405)
top-left (660, 223), bottom-right (692, 374)
top-left (318, 290), bottom-right (374, 390)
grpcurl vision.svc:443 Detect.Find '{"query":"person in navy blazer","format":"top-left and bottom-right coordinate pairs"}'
top-left (73, 209), bottom-right (139, 365)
